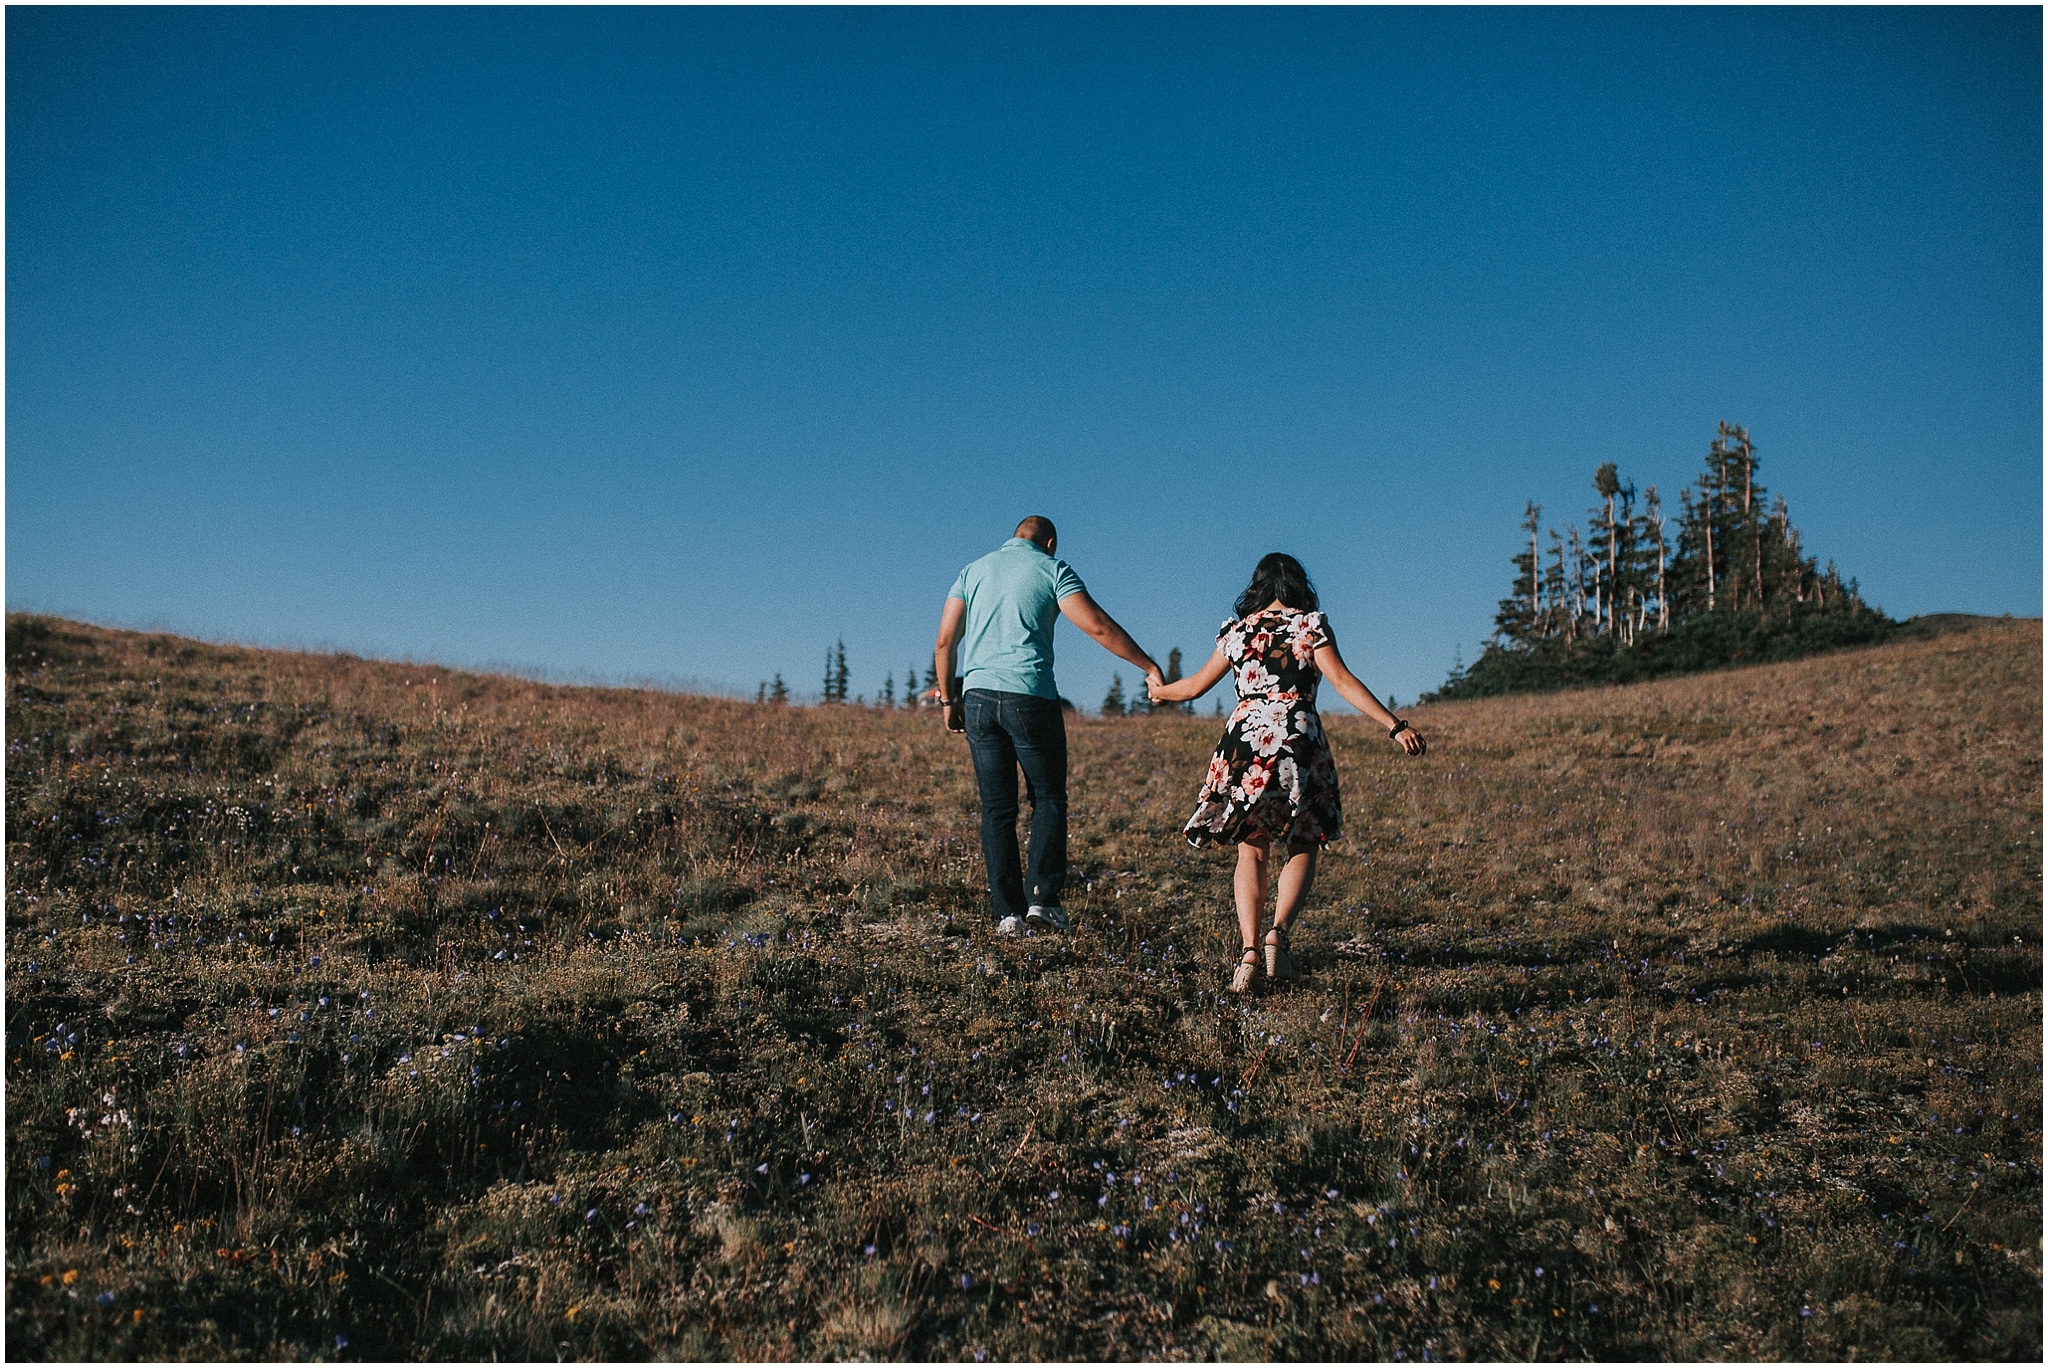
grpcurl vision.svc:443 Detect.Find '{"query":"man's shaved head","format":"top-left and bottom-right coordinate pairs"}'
top-left (1015, 516), bottom-right (1058, 550)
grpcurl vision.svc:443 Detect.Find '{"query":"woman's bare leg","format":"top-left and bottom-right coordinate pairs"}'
top-left (1271, 846), bottom-right (1319, 934)
top-left (1233, 838), bottom-right (1271, 951)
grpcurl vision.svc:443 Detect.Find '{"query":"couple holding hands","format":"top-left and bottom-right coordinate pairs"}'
top-left (934, 517), bottom-right (1426, 994)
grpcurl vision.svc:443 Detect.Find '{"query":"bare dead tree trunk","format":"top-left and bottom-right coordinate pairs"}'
top-left (1605, 491), bottom-right (1618, 636)
top-left (1703, 437), bottom-right (1720, 613)
top-left (1546, 528), bottom-right (1568, 644)
top-left (1567, 526), bottom-right (1587, 644)
top-left (1773, 501), bottom-right (1793, 602)
top-left (1704, 508), bottom-right (1715, 613)
top-left (1740, 428), bottom-right (1761, 609)
top-left (1648, 488), bottom-right (1669, 631)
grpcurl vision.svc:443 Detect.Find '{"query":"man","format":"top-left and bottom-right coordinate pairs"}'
top-left (935, 516), bottom-right (1161, 937)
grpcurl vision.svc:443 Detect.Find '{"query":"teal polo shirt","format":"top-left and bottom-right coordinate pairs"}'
top-left (948, 538), bottom-right (1088, 699)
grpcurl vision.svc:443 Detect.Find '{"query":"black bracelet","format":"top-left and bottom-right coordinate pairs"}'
top-left (1388, 719), bottom-right (1410, 739)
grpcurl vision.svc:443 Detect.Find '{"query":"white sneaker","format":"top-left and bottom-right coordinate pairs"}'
top-left (996, 915), bottom-right (1024, 937)
top-left (1025, 905), bottom-right (1070, 933)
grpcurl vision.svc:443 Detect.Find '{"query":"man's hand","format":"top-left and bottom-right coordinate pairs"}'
top-left (935, 598), bottom-right (966, 734)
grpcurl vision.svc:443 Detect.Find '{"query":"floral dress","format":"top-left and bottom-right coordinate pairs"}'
top-left (1183, 608), bottom-right (1344, 849)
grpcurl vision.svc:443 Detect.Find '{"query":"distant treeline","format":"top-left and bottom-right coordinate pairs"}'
top-left (1425, 422), bottom-right (1894, 701)
top-left (757, 640), bottom-right (938, 709)
top-left (764, 641), bottom-right (1211, 716)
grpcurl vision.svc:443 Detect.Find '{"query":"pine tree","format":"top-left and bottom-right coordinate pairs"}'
top-left (1735, 424), bottom-right (1763, 609)
top-left (1162, 647), bottom-right (1192, 715)
top-left (882, 674), bottom-right (895, 709)
top-left (909, 663), bottom-right (925, 707)
top-left (1695, 430), bottom-right (1724, 612)
top-left (832, 640), bottom-right (850, 704)
top-left (1565, 526), bottom-right (1590, 643)
top-left (756, 682), bottom-right (767, 704)
top-left (1666, 421), bottom-right (1814, 621)
top-left (1605, 477), bottom-right (1643, 645)
top-left (1542, 529), bottom-right (1570, 641)
top-left (823, 648), bottom-right (838, 703)
top-left (770, 674), bottom-right (788, 705)
top-left (1495, 501), bottom-right (1543, 644)
top-left (1590, 464), bottom-right (1637, 639)
top-left (1672, 430), bottom-right (1738, 620)
top-left (1102, 674), bottom-right (1126, 717)
top-left (1640, 485), bottom-right (1670, 632)
top-left (1525, 502), bottom-right (1543, 632)
top-left (1768, 496), bottom-right (1803, 603)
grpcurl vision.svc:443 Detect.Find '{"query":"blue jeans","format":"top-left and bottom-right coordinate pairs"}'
top-left (963, 689), bottom-right (1067, 922)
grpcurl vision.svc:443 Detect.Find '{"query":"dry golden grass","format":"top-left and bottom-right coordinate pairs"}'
top-left (6, 613), bottom-right (2039, 1360)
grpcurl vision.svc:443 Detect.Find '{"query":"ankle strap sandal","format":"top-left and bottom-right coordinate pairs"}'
top-left (1229, 945), bottom-right (1260, 995)
top-left (1264, 925), bottom-right (1299, 981)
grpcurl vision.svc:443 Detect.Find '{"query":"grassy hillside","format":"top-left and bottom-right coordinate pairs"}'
top-left (6, 613), bottom-right (2040, 1360)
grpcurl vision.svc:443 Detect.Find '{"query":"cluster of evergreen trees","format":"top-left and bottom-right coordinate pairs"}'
top-left (756, 641), bottom-right (942, 709)
top-left (1100, 648), bottom-right (1195, 717)
top-left (1429, 422), bottom-right (1893, 701)
top-left (810, 640), bottom-right (852, 703)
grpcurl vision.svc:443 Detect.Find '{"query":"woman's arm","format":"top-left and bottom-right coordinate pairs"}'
top-left (1148, 648), bottom-right (1232, 704)
top-left (1314, 633), bottom-right (1426, 756)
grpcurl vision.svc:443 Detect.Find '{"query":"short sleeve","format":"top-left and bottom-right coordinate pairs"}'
top-left (947, 568), bottom-right (968, 602)
top-left (1306, 611), bottom-right (1332, 650)
top-left (1050, 558), bottom-right (1086, 601)
top-left (1216, 617), bottom-right (1244, 663)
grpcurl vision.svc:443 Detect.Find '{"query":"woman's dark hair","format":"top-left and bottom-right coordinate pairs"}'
top-left (1234, 552), bottom-right (1319, 620)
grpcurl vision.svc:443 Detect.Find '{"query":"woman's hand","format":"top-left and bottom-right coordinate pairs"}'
top-left (1312, 635), bottom-right (1427, 758)
top-left (1152, 648), bottom-right (1232, 705)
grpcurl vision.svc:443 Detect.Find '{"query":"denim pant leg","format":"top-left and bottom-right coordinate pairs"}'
top-left (1003, 694), bottom-right (1068, 909)
top-left (964, 692), bottom-right (1025, 922)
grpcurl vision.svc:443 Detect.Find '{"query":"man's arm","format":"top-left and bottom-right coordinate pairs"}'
top-left (1059, 591), bottom-right (1162, 683)
top-left (935, 596), bottom-right (967, 732)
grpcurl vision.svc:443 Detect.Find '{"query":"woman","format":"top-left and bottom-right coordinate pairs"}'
top-left (1148, 553), bottom-right (1426, 993)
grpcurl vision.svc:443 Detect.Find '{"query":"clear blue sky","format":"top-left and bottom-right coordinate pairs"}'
top-left (9, 7), bottom-right (2040, 710)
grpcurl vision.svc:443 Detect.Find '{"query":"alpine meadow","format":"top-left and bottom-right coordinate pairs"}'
top-left (5, 611), bottom-right (2040, 1361)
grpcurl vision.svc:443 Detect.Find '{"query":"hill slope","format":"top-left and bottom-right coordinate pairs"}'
top-left (6, 614), bottom-right (2040, 1360)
